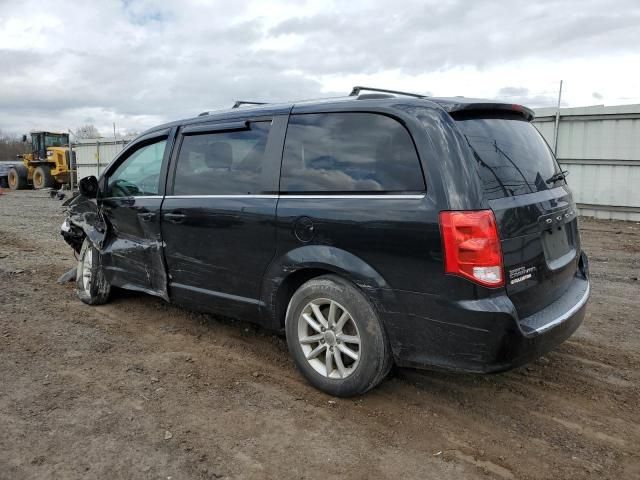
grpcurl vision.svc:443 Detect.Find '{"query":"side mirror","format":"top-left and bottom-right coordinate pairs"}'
top-left (22, 134), bottom-right (27, 142)
top-left (78, 176), bottom-right (99, 199)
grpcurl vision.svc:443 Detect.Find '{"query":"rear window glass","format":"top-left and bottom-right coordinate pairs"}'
top-left (281, 113), bottom-right (424, 193)
top-left (173, 122), bottom-right (270, 195)
top-left (456, 117), bottom-right (562, 200)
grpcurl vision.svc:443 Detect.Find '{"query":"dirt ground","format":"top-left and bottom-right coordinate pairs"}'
top-left (0, 189), bottom-right (638, 480)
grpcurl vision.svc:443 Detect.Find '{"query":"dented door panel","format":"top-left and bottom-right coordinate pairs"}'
top-left (100, 196), bottom-right (168, 300)
top-left (62, 129), bottom-right (176, 301)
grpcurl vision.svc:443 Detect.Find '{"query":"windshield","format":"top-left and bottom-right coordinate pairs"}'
top-left (44, 134), bottom-right (68, 148)
top-left (456, 117), bottom-right (563, 200)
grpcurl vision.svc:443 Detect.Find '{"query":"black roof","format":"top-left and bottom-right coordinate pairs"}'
top-left (144, 86), bottom-right (534, 136)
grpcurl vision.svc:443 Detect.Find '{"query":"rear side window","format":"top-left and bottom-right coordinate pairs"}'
top-left (456, 117), bottom-right (562, 200)
top-left (173, 122), bottom-right (270, 195)
top-left (281, 113), bottom-right (424, 193)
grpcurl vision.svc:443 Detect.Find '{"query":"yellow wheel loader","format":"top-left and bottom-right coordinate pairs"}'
top-left (8, 131), bottom-right (75, 190)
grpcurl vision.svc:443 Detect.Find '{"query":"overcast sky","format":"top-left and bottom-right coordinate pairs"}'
top-left (1, 0), bottom-right (639, 136)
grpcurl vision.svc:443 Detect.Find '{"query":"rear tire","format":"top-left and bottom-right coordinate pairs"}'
top-left (8, 165), bottom-right (28, 190)
top-left (285, 274), bottom-right (392, 397)
top-left (76, 238), bottom-right (111, 305)
top-left (33, 166), bottom-right (56, 189)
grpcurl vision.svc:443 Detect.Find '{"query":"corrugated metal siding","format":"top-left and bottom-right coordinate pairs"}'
top-left (534, 120), bottom-right (555, 144)
top-left (75, 138), bottom-right (134, 180)
top-left (533, 104), bottom-right (640, 221)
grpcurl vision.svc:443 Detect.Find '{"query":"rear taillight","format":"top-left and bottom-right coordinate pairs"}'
top-left (439, 210), bottom-right (504, 288)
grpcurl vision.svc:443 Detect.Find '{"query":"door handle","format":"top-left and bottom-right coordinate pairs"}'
top-left (163, 212), bottom-right (186, 223)
top-left (138, 212), bottom-right (155, 222)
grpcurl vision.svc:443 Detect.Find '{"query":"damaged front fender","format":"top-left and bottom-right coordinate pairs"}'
top-left (60, 193), bottom-right (169, 302)
top-left (61, 194), bottom-right (107, 253)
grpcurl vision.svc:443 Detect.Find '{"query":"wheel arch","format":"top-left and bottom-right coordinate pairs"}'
top-left (260, 245), bottom-right (396, 330)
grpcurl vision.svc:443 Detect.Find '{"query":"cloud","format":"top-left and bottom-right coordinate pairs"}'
top-left (494, 86), bottom-right (560, 108)
top-left (0, 0), bottom-right (639, 136)
top-left (266, 0), bottom-right (640, 73)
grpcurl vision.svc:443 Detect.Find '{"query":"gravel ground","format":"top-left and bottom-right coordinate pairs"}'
top-left (0, 189), bottom-right (639, 480)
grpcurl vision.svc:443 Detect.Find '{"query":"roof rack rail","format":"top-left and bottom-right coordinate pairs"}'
top-left (349, 86), bottom-right (427, 99)
top-left (196, 100), bottom-right (268, 117)
top-left (232, 100), bottom-right (268, 109)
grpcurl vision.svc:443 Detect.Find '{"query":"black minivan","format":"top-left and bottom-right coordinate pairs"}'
top-left (62, 87), bottom-right (590, 396)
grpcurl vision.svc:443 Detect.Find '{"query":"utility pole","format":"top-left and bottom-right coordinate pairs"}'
top-left (553, 80), bottom-right (563, 155)
top-left (68, 129), bottom-right (75, 192)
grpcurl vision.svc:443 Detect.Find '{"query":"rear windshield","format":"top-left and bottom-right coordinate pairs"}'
top-left (455, 117), bottom-right (563, 200)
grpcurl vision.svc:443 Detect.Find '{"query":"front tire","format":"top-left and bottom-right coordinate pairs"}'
top-left (8, 165), bottom-right (28, 190)
top-left (76, 239), bottom-right (111, 305)
top-left (33, 166), bottom-right (56, 189)
top-left (285, 275), bottom-right (392, 397)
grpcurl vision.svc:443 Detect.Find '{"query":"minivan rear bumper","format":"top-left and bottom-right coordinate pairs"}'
top-left (382, 270), bottom-right (590, 373)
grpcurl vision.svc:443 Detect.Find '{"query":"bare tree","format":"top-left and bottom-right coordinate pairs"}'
top-left (74, 124), bottom-right (101, 139)
top-left (0, 130), bottom-right (29, 161)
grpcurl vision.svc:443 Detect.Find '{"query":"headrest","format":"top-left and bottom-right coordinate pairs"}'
top-left (205, 142), bottom-right (233, 169)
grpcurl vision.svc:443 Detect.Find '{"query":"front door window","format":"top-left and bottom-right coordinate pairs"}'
top-left (106, 139), bottom-right (167, 197)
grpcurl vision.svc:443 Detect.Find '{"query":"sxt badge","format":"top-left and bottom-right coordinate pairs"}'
top-left (509, 265), bottom-right (537, 285)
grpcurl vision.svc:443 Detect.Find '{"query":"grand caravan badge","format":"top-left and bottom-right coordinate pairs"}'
top-left (509, 265), bottom-right (537, 285)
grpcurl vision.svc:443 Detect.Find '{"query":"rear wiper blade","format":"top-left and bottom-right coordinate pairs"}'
top-left (546, 170), bottom-right (569, 184)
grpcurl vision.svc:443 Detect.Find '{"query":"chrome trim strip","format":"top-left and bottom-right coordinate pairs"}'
top-left (166, 194), bottom-right (279, 199)
top-left (161, 194), bottom-right (426, 200)
top-left (532, 281), bottom-right (590, 335)
top-left (281, 194), bottom-right (426, 200)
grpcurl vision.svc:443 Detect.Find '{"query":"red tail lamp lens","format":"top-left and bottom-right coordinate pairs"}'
top-left (439, 210), bottom-right (504, 287)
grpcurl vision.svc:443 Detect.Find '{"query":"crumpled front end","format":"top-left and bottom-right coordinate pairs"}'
top-left (60, 193), bottom-right (170, 302)
top-left (61, 194), bottom-right (106, 253)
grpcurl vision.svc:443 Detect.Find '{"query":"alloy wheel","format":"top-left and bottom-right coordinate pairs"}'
top-left (297, 298), bottom-right (361, 379)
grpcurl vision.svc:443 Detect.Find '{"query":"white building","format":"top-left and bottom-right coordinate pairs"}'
top-left (533, 104), bottom-right (640, 221)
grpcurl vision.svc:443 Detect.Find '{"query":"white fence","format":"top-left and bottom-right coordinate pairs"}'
top-left (533, 104), bottom-right (640, 221)
top-left (75, 137), bottom-right (134, 180)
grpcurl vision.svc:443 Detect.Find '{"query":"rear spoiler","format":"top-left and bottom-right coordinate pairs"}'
top-left (430, 99), bottom-right (535, 122)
